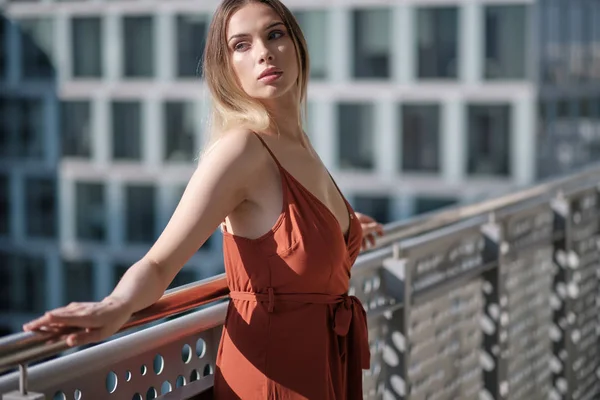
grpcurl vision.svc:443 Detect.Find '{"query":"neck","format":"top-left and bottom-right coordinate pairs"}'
top-left (261, 92), bottom-right (304, 142)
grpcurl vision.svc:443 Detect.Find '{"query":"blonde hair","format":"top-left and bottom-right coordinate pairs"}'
top-left (201, 0), bottom-right (309, 152)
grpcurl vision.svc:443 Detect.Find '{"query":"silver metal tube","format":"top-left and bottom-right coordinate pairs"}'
top-left (18, 364), bottom-right (26, 395)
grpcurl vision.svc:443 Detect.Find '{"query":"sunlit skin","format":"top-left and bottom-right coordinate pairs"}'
top-left (22, 2), bottom-right (383, 347)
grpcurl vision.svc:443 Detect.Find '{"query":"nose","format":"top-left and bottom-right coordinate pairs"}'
top-left (256, 40), bottom-right (274, 64)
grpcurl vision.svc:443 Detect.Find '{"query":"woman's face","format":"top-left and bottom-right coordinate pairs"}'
top-left (226, 2), bottom-right (299, 101)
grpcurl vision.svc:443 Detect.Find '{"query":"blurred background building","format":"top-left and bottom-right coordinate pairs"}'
top-left (0, 0), bottom-right (599, 335)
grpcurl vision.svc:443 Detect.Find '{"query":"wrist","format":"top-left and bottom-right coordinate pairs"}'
top-left (103, 295), bottom-right (135, 315)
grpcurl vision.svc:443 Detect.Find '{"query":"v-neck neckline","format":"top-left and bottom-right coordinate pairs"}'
top-left (253, 132), bottom-right (353, 247)
top-left (279, 165), bottom-right (353, 247)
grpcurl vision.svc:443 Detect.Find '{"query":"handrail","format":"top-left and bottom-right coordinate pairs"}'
top-left (0, 274), bottom-right (229, 373)
top-left (1, 162), bottom-right (600, 375)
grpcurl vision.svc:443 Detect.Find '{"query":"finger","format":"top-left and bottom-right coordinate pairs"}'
top-left (368, 234), bottom-right (376, 247)
top-left (363, 222), bottom-right (379, 230)
top-left (376, 224), bottom-right (384, 236)
top-left (23, 303), bottom-right (87, 331)
top-left (38, 325), bottom-right (68, 333)
top-left (51, 303), bottom-right (91, 316)
top-left (45, 313), bottom-right (104, 329)
top-left (66, 328), bottom-right (108, 347)
top-left (23, 313), bottom-right (55, 331)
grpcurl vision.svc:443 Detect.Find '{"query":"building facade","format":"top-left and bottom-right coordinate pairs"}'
top-left (0, 0), bottom-right (599, 334)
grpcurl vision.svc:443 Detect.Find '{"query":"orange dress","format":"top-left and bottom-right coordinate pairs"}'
top-left (213, 134), bottom-right (370, 399)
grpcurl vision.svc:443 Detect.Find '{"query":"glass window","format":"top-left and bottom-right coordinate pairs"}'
top-left (18, 18), bottom-right (55, 79)
top-left (0, 16), bottom-right (6, 80)
top-left (542, 0), bottom-right (573, 85)
top-left (484, 5), bottom-right (528, 80)
top-left (352, 9), bottom-right (391, 79)
top-left (0, 97), bottom-right (45, 159)
top-left (0, 252), bottom-right (10, 311)
top-left (414, 197), bottom-right (457, 215)
top-left (76, 182), bottom-right (106, 242)
top-left (113, 263), bottom-right (129, 287)
top-left (0, 252), bottom-right (46, 313)
top-left (112, 101), bottom-right (142, 160)
top-left (25, 176), bottom-right (56, 238)
top-left (568, 0), bottom-right (585, 83)
top-left (168, 269), bottom-right (197, 290)
top-left (0, 97), bottom-right (44, 159)
top-left (592, 2), bottom-right (600, 81)
top-left (582, 0), bottom-right (595, 82)
top-left (125, 184), bottom-right (156, 244)
top-left (71, 17), bottom-right (102, 78)
top-left (416, 7), bottom-right (459, 79)
top-left (177, 15), bottom-right (208, 78)
top-left (164, 101), bottom-right (196, 162)
top-left (338, 103), bottom-right (374, 170)
top-left (295, 10), bottom-right (328, 79)
top-left (21, 255), bottom-right (46, 313)
top-left (61, 100), bottom-right (92, 158)
top-left (64, 260), bottom-right (95, 303)
top-left (123, 16), bottom-right (154, 78)
top-left (0, 96), bottom-right (10, 157)
top-left (401, 104), bottom-right (440, 172)
top-left (304, 101), bottom-right (317, 139)
top-left (17, 97), bottom-right (45, 159)
top-left (0, 97), bottom-right (45, 160)
top-left (467, 104), bottom-right (511, 177)
top-left (353, 196), bottom-right (391, 224)
top-left (0, 174), bottom-right (8, 236)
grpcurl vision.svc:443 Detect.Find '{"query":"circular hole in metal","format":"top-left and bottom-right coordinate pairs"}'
top-left (140, 365), bottom-right (147, 376)
top-left (132, 394), bottom-right (142, 400)
top-left (372, 276), bottom-right (381, 290)
top-left (125, 371), bottom-right (132, 382)
top-left (190, 369), bottom-right (200, 382)
top-left (105, 371), bottom-right (118, 394)
top-left (74, 389), bottom-right (82, 400)
top-left (196, 338), bottom-right (206, 358)
top-left (203, 364), bottom-right (213, 376)
top-left (146, 387), bottom-right (157, 400)
top-left (363, 279), bottom-right (372, 294)
top-left (161, 381), bottom-right (172, 395)
top-left (181, 344), bottom-right (192, 364)
top-left (153, 354), bottom-right (165, 375)
top-left (53, 392), bottom-right (66, 400)
top-left (176, 375), bottom-right (186, 388)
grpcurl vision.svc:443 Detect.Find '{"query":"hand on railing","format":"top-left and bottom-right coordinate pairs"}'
top-left (354, 212), bottom-right (385, 250)
top-left (22, 296), bottom-right (134, 347)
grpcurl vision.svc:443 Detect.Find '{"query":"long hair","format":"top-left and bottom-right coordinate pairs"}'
top-left (202, 0), bottom-right (310, 152)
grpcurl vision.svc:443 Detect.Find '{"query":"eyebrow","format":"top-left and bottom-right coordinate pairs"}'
top-left (228, 21), bottom-right (285, 43)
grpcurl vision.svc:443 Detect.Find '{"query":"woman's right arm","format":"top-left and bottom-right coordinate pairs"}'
top-left (23, 130), bottom-right (265, 346)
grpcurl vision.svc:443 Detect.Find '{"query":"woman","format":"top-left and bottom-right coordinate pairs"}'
top-left (24, 0), bottom-right (384, 398)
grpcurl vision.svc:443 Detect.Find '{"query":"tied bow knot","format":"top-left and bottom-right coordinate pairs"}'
top-left (333, 295), bottom-right (370, 369)
top-left (333, 295), bottom-right (354, 336)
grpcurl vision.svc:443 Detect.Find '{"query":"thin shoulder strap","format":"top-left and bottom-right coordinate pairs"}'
top-left (252, 132), bottom-right (283, 169)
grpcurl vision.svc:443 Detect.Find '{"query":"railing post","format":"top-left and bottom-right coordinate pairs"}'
top-left (2, 364), bottom-right (44, 400)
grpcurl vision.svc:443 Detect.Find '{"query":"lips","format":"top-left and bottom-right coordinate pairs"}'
top-left (258, 67), bottom-right (283, 80)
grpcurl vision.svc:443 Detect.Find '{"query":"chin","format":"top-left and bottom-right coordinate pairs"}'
top-left (254, 81), bottom-right (297, 101)
top-left (252, 87), bottom-right (288, 101)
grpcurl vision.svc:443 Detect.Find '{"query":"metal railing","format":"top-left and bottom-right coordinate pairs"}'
top-left (1, 163), bottom-right (600, 399)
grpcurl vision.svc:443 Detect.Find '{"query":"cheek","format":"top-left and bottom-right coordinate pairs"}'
top-left (231, 55), bottom-right (253, 86)
top-left (282, 46), bottom-right (299, 79)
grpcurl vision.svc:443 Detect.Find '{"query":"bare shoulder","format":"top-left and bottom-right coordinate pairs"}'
top-left (201, 128), bottom-right (267, 172)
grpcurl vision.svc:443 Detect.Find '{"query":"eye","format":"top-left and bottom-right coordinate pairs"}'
top-left (268, 30), bottom-right (285, 40)
top-left (233, 42), bottom-right (250, 52)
